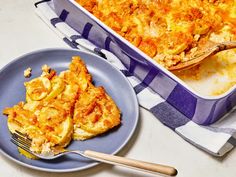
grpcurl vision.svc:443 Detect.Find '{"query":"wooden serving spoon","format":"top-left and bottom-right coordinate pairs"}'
top-left (168, 41), bottom-right (236, 72)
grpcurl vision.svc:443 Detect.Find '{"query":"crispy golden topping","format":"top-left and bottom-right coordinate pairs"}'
top-left (75, 0), bottom-right (236, 68)
top-left (73, 85), bottom-right (120, 139)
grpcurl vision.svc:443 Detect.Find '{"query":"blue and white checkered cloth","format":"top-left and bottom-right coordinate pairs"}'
top-left (35, 0), bottom-right (236, 156)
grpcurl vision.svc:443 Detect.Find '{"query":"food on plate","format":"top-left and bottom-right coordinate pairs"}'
top-left (73, 85), bottom-right (121, 140)
top-left (3, 56), bottom-right (121, 157)
top-left (24, 67), bottom-right (32, 78)
top-left (75, 0), bottom-right (236, 69)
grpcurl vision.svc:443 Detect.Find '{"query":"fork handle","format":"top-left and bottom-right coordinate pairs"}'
top-left (83, 150), bottom-right (177, 176)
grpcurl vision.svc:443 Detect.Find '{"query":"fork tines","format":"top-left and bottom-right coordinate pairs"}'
top-left (10, 131), bottom-right (32, 154)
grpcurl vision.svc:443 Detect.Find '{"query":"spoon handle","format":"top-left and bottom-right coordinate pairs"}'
top-left (217, 41), bottom-right (236, 51)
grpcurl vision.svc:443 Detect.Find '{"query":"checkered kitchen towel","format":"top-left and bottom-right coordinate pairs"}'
top-left (35, 0), bottom-right (236, 156)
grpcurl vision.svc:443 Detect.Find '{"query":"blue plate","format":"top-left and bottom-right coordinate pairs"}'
top-left (0, 48), bottom-right (139, 172)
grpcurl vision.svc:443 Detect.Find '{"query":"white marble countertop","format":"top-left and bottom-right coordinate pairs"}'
top-left (0, 1), bottom-right (236, 177)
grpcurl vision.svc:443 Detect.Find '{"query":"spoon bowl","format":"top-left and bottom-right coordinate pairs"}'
top-left (169, 41), bottom-right (236, 71)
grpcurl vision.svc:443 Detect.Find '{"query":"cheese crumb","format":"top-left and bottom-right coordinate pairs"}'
top-left (42, 64), bottom-right (50, 73)
top-left (24, 67), bottom-right (32, 78)
top-left (41, 64), bottom-right (51, 77)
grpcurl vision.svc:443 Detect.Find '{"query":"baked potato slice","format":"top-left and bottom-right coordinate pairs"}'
top-left (73, 126), bottom-right (95, 140)
top-left (4, 100), bottom-right (73, 155)
top-left (25, 77), bottom-right (51, 101)
top-left (73, 86), bottom-right (121, 139)
top-left (44, 76), bottom-right (65, 101)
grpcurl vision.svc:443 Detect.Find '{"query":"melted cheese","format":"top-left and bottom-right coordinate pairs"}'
top-left (76, 0), bottom-right (236, 68)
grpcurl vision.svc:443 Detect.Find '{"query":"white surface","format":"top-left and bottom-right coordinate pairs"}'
top-left (0, 1), bottom-right (236, 177)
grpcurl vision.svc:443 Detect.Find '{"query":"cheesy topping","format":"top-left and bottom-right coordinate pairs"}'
top-left (75, 0), bottom-right (236, 68)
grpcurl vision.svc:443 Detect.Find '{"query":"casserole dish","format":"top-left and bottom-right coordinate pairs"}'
top-left (52, 0), bottom-right (236, 125)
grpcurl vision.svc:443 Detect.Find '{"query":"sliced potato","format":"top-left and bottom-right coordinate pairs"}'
top-left (59, 70), bottom-right (90, 92)
top-left (43, 116), bottom-right (73, 146)
top-left (25, 77), bottom-right (51, 101)
top-left (38, 106), bottom-right (66, 128)
top-left (44, 77), bottom-right (65, 101)
top-left (73, 126), bottom-right (95, 140)
top-left (57, 116), bottom-right (73, 146)
top-left (25, 93), bottom-right (33, 102)
top-left (73, 86), bottom-right (121, 137)
top-left (23, 100), bottom-right (40, 112)
top-left (6, 104), bottom-right (37, 134)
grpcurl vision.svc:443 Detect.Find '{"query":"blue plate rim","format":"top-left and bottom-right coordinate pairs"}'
top-left (0, 48), bottom-right (139, 173)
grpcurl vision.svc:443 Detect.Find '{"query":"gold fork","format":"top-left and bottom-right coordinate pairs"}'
top-left (169, 41), bottom-right (236, 71)
top-left (11, 131), bottom-right (177, 176)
